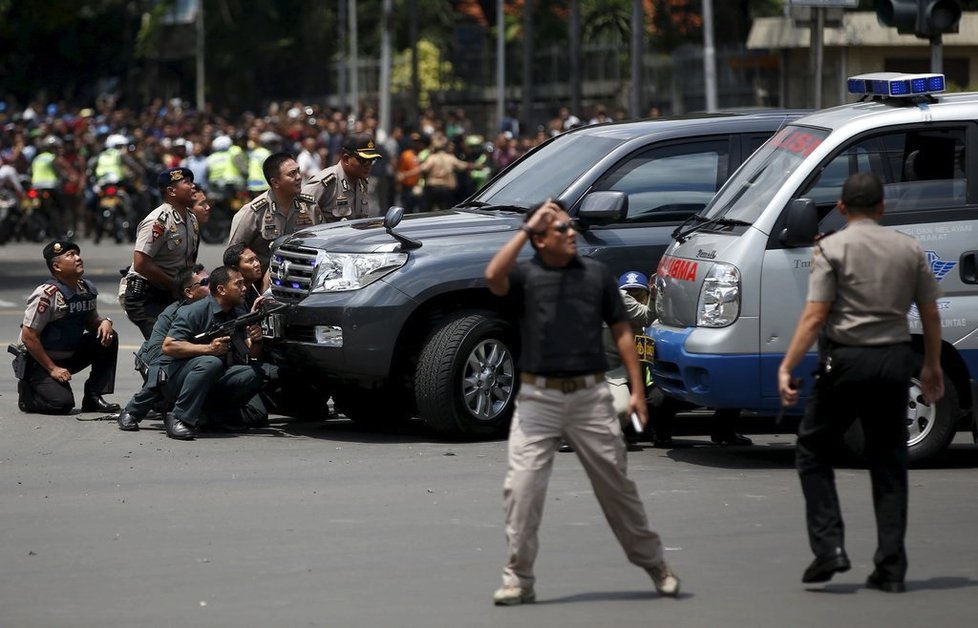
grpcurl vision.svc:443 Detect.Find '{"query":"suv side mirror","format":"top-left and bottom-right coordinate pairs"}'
top-left (779, 198), bottom-right (818, 247)
top-left (577, 191), bottom-right (628, 223)
top-left (384, 205), bottom-right (404, 230)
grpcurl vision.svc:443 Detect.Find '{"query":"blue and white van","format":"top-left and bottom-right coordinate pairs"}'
top-left (650, 73), bottom-right (978, 462)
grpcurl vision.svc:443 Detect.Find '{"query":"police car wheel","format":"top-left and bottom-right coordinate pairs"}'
top-left (415, 311), bottom-right (517, 438)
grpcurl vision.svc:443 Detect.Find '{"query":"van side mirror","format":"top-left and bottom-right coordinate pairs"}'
top-left (779, 198), bottom-right (818, 247)
top-left (577, 191), bottom-right (628, 223)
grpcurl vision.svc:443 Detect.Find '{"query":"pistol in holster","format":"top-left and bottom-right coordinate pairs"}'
top-left (8, 343), bottom-right (28, 380)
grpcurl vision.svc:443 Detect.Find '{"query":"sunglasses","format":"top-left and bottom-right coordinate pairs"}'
top-left (552, 220), bottom-right (578, 234)
top-left (190, 277), bottom-right (210, 288)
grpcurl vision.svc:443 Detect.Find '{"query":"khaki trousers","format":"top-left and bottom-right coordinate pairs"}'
top-left (501, 382), bottom-right (665, 588)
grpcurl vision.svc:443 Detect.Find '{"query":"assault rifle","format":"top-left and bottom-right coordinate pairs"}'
top-left (193, 302), bottom-right (288, 343)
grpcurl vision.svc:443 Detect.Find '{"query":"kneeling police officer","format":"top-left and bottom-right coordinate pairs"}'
top-left (16, 241), bottom-right (119, 414)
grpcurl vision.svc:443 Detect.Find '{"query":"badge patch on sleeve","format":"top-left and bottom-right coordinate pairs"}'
top-left (152, 222), bottom-right (165, 242)
top-left (37, 296), bottom-right (50, 314)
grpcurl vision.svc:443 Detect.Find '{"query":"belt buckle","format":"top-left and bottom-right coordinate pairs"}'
top-left (560, 379), bottom-right (578, 394)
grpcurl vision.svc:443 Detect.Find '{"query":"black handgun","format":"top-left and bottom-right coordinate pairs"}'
top-left (193, 302), bottom-right (288, 343)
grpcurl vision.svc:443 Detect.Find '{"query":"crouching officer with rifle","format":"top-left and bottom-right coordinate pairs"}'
top-left (157, 265), bottom-right (274, 440)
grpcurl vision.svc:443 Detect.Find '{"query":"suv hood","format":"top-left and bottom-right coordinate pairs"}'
top-left (280, 209), bottom-right (522, 253)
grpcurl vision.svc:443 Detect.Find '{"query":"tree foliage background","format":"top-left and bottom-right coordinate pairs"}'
top-left (3, 0), bottom-right (968, 112)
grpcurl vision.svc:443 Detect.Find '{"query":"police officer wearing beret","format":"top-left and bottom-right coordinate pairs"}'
top-left (122, 167), bottom-right (200, 339)
top-left (778, 172), bottom-right (944, 593)
top-left (17, 240), bottom-right (120, 415)
top-left (302, 133), bottom-right (381, 222)
top-left (228, 152), bottom-right (322, 275)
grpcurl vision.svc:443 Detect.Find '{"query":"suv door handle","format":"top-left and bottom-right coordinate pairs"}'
top-left (960, 251), bottom-right (978, 284)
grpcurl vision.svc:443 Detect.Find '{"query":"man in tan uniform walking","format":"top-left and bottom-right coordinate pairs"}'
top-left (779, 172), bottom-right (943, 593)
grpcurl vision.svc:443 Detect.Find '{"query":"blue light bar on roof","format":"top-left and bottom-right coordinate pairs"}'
top-left (847, 72), bottom-right (945, 98)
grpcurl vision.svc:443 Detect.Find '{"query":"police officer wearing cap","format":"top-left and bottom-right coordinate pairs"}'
top-left (17, 240), bottom-right (120, 415)
top-left (122, 167), bottom-right (200, 339)
top-left (778, 172), bottom-right (944, 593)
top-left (302, 133), bottom-right (381, 222)
top-left (228, 152), bottom-right (322, 275)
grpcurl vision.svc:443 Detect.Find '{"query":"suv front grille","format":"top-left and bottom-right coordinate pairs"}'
top-left (270, 244), bottom-right (318, 303)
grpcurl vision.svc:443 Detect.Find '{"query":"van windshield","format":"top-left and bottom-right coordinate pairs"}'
top-left (473, 134), bottom-right (624, 209)
top-left (703, 125), bottom-right (830, 223)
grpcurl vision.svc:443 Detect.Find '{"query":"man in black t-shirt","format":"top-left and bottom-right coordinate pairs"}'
top-left (484, 200), bottom-right (680, 606)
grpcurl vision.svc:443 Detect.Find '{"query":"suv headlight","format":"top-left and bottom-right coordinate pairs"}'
top-left (310, 252), bottom-right (407, 293)
top-left (697, 262), bottom-right (740, 327)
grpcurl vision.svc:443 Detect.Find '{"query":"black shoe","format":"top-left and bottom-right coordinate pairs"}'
top-left (802, 548), bottom-right (851, 583)
top-left (557, 440), bottom-right (574, 453)
top-left (117, 409), bottom-right (140, 432)
top-left (164, 414), bottom-right (196, 440)
top-left (866, 571), bottom-right (906, 593)
top-left (81, 394), bottom-right (121, 413)
top-left (711, 431), bottom-right (753, 446)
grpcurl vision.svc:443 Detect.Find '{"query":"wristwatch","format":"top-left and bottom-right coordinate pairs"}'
top-left (520, 224), bottom-right (540, 236)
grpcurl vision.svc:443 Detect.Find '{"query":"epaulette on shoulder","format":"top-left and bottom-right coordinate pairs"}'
top-left (42, 283), bottom-right (59, 296)
top-left (320, 173), bottom-right (336, 188)
top-left (296, 192), bottom-right (315, 204)
top-left (251, 197), bottom-right (270, 212)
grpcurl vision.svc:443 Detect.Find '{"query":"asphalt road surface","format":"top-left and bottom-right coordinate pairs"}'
top-left (1, 240), bottom-right (977, 628)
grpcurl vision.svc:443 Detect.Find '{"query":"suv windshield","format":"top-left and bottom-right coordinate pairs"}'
top-left (474, 134), bottom-right (624, 208)
top-left (703, 125), bottom-right (830, 223)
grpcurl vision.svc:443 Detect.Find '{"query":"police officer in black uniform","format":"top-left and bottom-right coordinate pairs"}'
top-left (17, 240), bottom-right (120, 414)
top-left (778, 173), bottom-right (944, 593)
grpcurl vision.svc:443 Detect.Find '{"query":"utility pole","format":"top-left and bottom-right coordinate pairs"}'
top-left (570, 0), bottom-right (581, 117)
top-left (522, 0), bottom-right (533, 131)
top-left (496, 0), bottom-right (505, 132)
top-left (348, 0), bottom-right (359, 119)
top-left (195, 0), bottom-right (205, 111)
top-left (702, 0), bottom-right (717, 112)
top-left (629, 0), bottom-right (643, 117)
top-left (379, 0), bottom-right (392, 135)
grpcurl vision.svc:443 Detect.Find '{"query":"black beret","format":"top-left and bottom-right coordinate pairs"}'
top-left (157, 167), bottom-right (194, 188)
top-left (43, 240), bottom-right (80, 263)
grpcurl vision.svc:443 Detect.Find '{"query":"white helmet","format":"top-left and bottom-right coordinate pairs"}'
top-left (105, 134), bottom-right (128, 150)
top-left (211, 135), bottom-right (233, 151)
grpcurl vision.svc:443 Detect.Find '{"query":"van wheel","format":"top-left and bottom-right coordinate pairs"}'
top-left (333, 385), bottom-right (412, 427)
top-left (844, 368), bottom-right (957, 464)
top-left (415, 311), bottom-right (517, 438)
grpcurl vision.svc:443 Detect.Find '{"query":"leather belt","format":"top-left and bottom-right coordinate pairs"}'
top-left (520, 372), bottom-right (605, 394)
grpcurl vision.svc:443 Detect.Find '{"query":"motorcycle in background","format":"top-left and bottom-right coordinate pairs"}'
top-left (200, 183), bottom-right (248, 244)
top-left (92, 177), bottom-right (134, 244)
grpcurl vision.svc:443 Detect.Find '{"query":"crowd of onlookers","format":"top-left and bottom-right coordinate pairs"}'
top-left (0, 95), bottom-right (644, 240)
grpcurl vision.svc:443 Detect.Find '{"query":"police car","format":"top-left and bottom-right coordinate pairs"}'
top-left (650, 73), bottom-right (978, 462)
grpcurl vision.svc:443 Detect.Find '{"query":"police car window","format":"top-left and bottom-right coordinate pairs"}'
top-left (804, 144), bottom-right (875, 208)
top-left (593, 140), bottom-right (728, 222)
top-left (883, 128), bottom-right (967, 214)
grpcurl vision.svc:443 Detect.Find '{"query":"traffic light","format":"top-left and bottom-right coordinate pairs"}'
top-left (877, 0), bottom-right (919, 35)
top-left (877, 0), bottom-right (962, 38)
top-left (917, 0), bottom-right (962, 37)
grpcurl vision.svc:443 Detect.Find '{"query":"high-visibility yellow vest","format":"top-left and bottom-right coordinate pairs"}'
top-left (30, 152), bottom-right (58, 189)
top-left (95, 148), bottom-right (123, 181)
top-left (207, 150), bottom-right (243, 185)
top-left (247, 147), bottom-right (271, 191)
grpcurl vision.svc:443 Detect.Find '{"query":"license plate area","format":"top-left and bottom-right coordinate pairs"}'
top-left (635, 334), bottom-right (655, 364)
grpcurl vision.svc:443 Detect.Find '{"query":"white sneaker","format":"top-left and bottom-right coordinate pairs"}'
top-left (493, 585), bottom-right (536, 606)
top-left (648, 562), bottom-right (680, 597)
